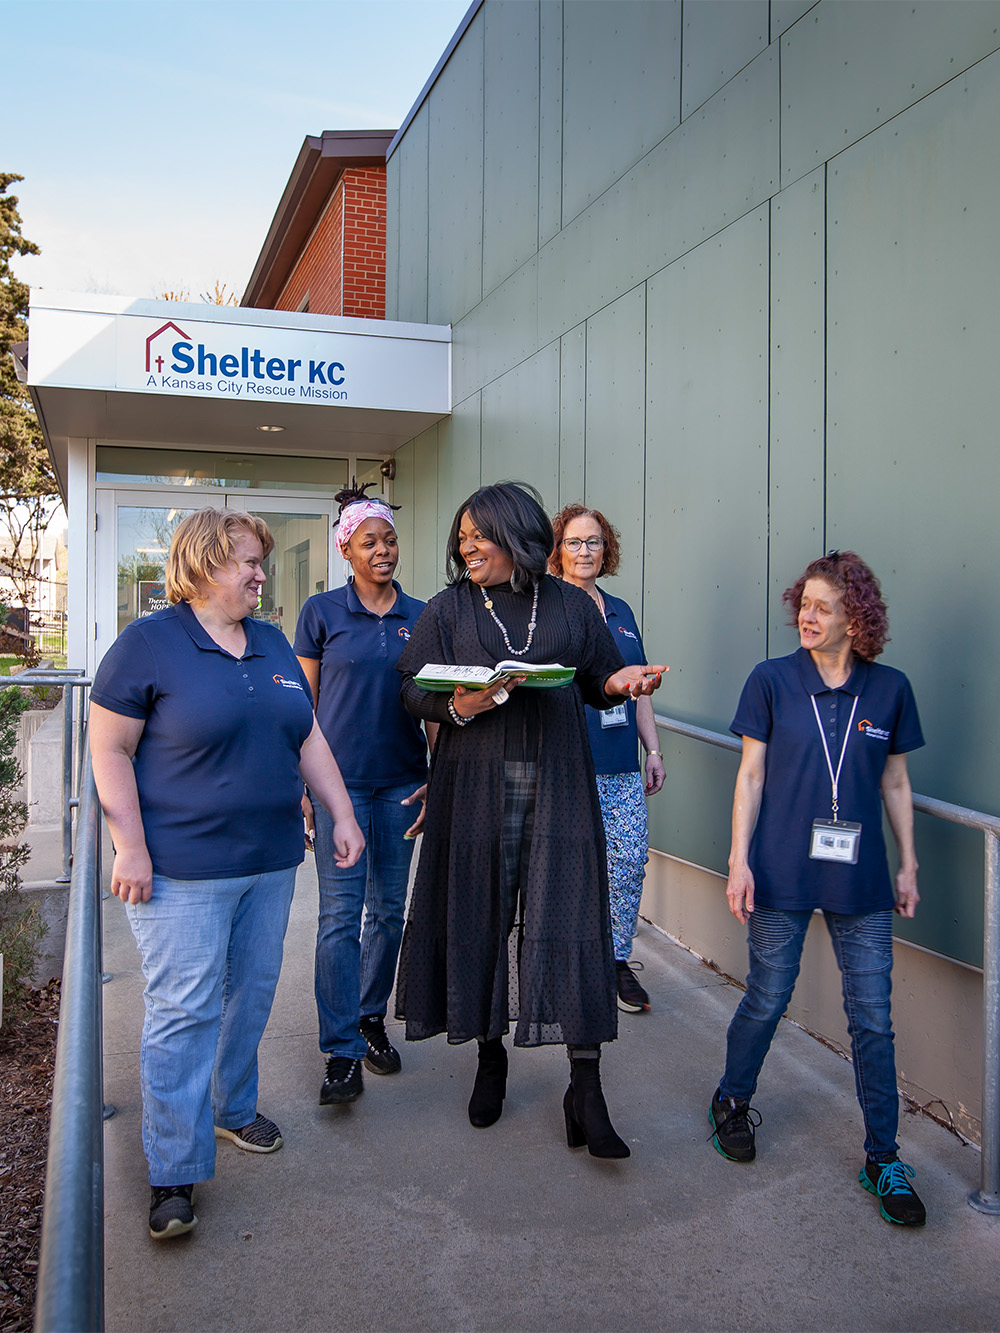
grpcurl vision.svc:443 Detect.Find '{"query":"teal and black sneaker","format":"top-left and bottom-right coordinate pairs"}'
top-left (708, 1088), bottom-right (761, 1162)
top-left (859, 1157), bottom-right (927, 1226)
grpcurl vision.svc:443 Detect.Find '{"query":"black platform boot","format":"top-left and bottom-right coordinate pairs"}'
top-left (468, 1037), bottom-right (508, 1128)
top-left (563, 1049), bottom-right (630, 1158)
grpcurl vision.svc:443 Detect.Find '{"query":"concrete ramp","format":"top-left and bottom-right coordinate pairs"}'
top-left (101, 857), bottom-right (1000, 1332)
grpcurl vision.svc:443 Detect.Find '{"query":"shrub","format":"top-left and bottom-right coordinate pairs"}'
top-left (0, 686), bottom-right (46, 1020)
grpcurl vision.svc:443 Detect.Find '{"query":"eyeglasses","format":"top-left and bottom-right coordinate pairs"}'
top-left (561, 537), bottom-right (605, 552)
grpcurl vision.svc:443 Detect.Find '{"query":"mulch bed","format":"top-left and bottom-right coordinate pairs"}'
top-left (0, 980), bottom-right (60, 1333)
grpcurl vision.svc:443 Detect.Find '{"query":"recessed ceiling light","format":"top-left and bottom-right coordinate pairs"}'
top-left (257, 423), bottom-right (284, 433)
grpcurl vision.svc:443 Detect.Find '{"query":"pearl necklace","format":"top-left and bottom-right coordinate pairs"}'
top-left (480, 581), bottom-right (539, 656)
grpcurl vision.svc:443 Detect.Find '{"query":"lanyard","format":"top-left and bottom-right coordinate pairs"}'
top-left (810, 692), bottom-right (859, 821)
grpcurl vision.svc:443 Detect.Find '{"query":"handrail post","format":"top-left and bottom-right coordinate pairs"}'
top-left (34, 759), bottom-right (105, 1331)
top-left (970, 829), bottom-right (1000, 1213)
top-left (58, 683), bottom-right (74, 883)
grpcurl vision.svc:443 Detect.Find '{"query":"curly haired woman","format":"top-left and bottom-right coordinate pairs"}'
top-left (708, 550), bottom-right (928, 1227)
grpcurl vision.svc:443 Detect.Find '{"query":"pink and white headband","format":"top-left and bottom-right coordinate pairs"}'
top-left (335, 499), bottom-right (396, 553)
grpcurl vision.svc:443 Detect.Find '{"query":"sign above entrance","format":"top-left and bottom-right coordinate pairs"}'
top-left (116, 312), bottom-right (446, 412)
top-left (27, 291), bottom-right (452, 417)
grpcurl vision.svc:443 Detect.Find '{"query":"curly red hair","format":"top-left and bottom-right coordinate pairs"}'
top-left (549, 504), bottom-right (622, 578)
top-left (783, 550), bottom-right (890, 661)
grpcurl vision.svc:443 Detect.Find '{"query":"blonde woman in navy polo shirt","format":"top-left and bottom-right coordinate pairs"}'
top-left (295, 482), bottom-right (434, 1107)
top-left (709, 551), bottom-right (927, 1226)
top-left (551, 504), bottom-right (666, 1014)
top-left (90, 509), bottom-right (364, 1241)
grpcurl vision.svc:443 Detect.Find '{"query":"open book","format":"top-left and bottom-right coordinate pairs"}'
top-left (414, 661), bottom-right (576, 690)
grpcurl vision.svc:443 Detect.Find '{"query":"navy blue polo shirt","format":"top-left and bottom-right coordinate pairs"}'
top-left (293, 580), bottom-right (428, 786)
top-left (732, 647), bottom-right (924, 913)
top-left (90, 600), bottom-right (315, 880)
top-left (585, 589), bottom-right (646, 775)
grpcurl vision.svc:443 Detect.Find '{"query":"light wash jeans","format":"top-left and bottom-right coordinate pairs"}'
top-left (126, 867), bottom-right (296, 1186)
top-left (313, 780), bottom-right (417, 1058)
top-left (720, 906), bottom-right (899, 1158)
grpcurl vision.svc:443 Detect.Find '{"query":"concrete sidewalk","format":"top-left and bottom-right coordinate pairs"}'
top-left (99, 851), bottom-right (1000, 1333)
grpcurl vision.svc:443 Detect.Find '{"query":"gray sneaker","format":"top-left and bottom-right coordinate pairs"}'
top-left (149, 1184), bottom-right (196, 1239)
top-left (214, 1113), bottom-right (283, 1153)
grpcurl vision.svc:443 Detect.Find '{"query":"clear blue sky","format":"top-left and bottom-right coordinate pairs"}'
top-left (5, 0), bottom-right (471, 301)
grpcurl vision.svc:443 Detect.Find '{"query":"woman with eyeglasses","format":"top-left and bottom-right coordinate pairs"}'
top-left (394, 482), bottom-right (667, 1158)
top-left (550, 505), bottom-right (665, 1015)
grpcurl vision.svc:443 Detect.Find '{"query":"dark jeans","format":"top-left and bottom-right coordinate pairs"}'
top-left (720, 906), bottom-right (899, 1158)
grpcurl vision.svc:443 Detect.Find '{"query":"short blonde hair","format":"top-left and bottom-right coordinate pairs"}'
top-left (165, 508), bottom-right (274, 603)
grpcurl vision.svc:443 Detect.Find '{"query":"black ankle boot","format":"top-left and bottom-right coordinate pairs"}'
top-left (564, 1054), bottom-right (630, 1158)
top-left (468, 1038), bottom-right (507, 1128)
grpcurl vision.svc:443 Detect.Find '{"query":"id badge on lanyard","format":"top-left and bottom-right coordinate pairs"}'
top-left (601, 703), bottom-right (628, 729)
top-left (808, 693), bottom-right (862, 864)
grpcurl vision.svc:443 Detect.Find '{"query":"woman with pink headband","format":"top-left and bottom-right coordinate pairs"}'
top-left (295, 480), bottom-right (436, 1108)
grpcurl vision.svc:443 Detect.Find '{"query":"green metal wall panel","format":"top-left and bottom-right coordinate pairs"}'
top-left (394, 102), bottom-right (430, 324)
top-left (481, 344), bottom-right (560, 507)
top-left (561, 0), bottom-right (681, 225)
top-left (769, 0), bottom-right (818, 42)
top-left (392, 438), bottom-right (416, 579)
top-left (583, 286), bottom-right (646, 618)
top-left (483, 0), bottom-right (540, 296)
top-left (826, 54), bottom-right (1000, 964)
top-left (537, 0), bottom-right (564, 248)
top-left (781, 0), bottom-right (1000, 189)
top-left (436, 393), bottom-right (483, 586)
top-left (682, 0), bottom-right (768, 119)
top-left (647, 735), bottom-right (740, 882)
top-left (409, 426), bottom-right (441, 602)
top-left (643, 208), bottom-right (769, 873)
top-left (558, 324), bottom-right (586, 507)
top-left (644, 206), bottom-right (770, 726)
top-left (451, 256), bottom-right (538, 406)
top-left (427, 9), bottom-right (485, 325)
top-left (384, 152), bottom-right (400, 322)
top-left (537, 46), bottom-right (778, 349)
top-left (768, 166), bottom-right (826, 650)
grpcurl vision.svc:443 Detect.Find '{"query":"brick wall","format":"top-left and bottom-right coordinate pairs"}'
top-left (277, 167), bottom-right (385, 318)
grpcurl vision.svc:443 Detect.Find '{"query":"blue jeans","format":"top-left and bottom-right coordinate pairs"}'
top-left (313, 781), bottom-right (418, 1058)
top-left (126, 868), bottom-right (296, 1186)
top-left (720, 906), bottom-right (899, 1158)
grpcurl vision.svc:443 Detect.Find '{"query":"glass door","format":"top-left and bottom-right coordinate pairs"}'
top-left (225, 497), bottom-right (334, 646)
top-left (95, 490), bottom-right (201, 663)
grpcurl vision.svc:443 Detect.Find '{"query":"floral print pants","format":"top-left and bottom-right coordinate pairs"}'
top-left (595, 770), bottom-right (649, 962)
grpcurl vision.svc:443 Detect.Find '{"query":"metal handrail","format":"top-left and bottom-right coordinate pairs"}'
top-left (34, 752), bottom-right (104, 1331)
top-left (654, 710), bottom-right (1000, 1215)
top-left (0, 670), bottom-right (93, 882)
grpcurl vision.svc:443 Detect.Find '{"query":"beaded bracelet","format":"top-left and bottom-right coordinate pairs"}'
top-left (447, 695), bottom-right (472, 726)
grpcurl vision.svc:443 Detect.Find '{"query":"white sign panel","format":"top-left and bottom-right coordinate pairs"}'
top-left (114, 314), bottom-right (449, 414)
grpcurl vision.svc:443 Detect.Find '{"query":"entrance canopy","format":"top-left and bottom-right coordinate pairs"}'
top-left (23, 292), bottom-right (452, 496)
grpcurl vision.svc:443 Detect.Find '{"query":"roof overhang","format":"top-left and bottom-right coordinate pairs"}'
top-left (27, 291), bottom-right (451, 501)
top-left (242, 129), bottom-right (395, 309)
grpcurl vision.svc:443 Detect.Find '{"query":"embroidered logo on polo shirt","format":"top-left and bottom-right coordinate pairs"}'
top-left (858, 718), bottom-right (890, 740)
top-left (398, 627), bottom-right (411, 640)
top-left (617, 627), bottom-right (638, 641)
top-left (272, 674), bottom-right (304, 691)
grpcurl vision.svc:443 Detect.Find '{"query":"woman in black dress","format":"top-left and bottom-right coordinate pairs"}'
top-left (395, 482), bottom-right (665, 1157)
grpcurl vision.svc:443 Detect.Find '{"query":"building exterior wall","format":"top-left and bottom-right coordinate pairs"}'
top-left (277, 167), bottom-right (386, 318)
top-left (387, 0), bottom-right (1000, 1140)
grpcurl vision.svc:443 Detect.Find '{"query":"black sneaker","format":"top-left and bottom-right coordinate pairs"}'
top-left (320, 1055), bottom-right (364, 1105)
top-left (214, 1113), bottom-right (283, 1153)
top-left (616, 960), bottom-right (649, 1013)
top-left (708, 1087), bottom-right (761, 1162)
top-left (360, 1015), bottom-right (402, 1075)
top-left (860, 1157), bottom-right (927, 1226)
top-left (149, 1184), bottom-right (196, 1240)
